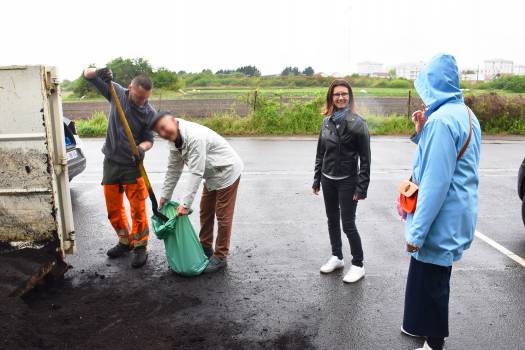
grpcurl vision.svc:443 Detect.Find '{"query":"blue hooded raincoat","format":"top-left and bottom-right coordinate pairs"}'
top-left (405, 54), bottom-right (482, 267)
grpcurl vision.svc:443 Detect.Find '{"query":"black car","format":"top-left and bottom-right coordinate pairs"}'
top-left (518, 158), bottom-right (525, 227)
top-left (63, 117), bottom-right (86, 181)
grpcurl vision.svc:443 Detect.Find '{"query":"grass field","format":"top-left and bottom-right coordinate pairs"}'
top-left (164, 87), bottom-right (417, 99)
top-left (62, 87), bottom-right (516, 103)
top-left (62, 86), bottom-right (519, 103)
top-left (62, 87), bottom-right (406, 102)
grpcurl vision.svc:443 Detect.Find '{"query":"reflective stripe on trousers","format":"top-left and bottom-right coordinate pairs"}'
top-left (103, 177), bottom-right (149, 247)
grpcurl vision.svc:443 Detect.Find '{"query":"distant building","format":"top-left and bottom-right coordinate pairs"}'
top-left (357, 61), bottom-right (386, 77)
top-left (395, 62), bottom-right (425, 80)
top-left (514, 65), bottom-right (525, 76)
top-left (371, 72), bottom-right (389, 79)
top-left (484, 59), bottom-right (513, 80)
top-left (461, 69), bottom-right (482, 81)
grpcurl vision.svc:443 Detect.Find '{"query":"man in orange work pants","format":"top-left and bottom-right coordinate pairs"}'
top-left (84, 67), bottom-right (156, 268)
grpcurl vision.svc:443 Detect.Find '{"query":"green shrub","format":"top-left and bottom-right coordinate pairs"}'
top-left (152, 68), bottom-right (183, 90)
top-left (465, 94), bottom-right (525, 134)
top-left (200, 96), bottom-right (414, 136)
top-left (366, 115), bottom-right (413, 135)
top-left (200, 113), bottom-right (254, 135)
top-left (481, 76), bottom-right (525, 93)
top-left (381, 79), bottom-right (412, 89)
top-left (76, 112), bottom-right (108, 137)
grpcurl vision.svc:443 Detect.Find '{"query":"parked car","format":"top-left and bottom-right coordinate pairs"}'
top-left (518, 157), bottom-right (525, 227)
top-left (63, 117), bottom-right (86, 181)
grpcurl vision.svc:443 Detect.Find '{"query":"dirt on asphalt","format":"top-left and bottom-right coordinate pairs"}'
top-left (0, 270), bottom-right (316, 350)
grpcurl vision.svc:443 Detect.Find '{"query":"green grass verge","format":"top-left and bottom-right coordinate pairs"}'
top-left (75, 94), bottom-right (525, 138)
top-left (76, 112), bottom-right (108, 137)
top-left (198, 114), bottom-right (414, 136)
top-left (75, 112), bottom-right (416, 138)
top-left (76, 111), bottom-right (525, 138)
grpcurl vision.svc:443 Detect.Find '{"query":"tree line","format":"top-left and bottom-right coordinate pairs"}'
top-left (61, 57), bottom-right (525, 98)
top-left (62, 58), bottom-right (319, 97)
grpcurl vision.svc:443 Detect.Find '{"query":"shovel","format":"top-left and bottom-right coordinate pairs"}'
top-left (107, 80), bottom-right (168, 223)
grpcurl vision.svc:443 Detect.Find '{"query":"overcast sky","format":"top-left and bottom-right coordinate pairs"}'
top-left (2, 0), bottom-right (524, 80)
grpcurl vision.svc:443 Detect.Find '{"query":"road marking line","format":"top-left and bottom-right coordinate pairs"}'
top-left (475, 230), bottom-right (525, 267)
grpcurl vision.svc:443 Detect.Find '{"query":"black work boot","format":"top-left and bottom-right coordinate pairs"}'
top-left (131, 246), bottom-right (148, 268)
top-left (107, 243), bottom-right (132, 258)
top-left (202, 246), bottom-right (213, 258)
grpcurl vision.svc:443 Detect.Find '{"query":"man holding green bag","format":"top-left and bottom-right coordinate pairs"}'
top-left (149, 112), bottom-right (243, 273)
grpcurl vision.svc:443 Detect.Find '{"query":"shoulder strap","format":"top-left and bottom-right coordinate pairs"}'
top-left (457, 107), bottom-right (473, 161)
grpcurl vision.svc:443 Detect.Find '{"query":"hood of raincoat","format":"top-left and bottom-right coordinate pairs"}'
top-left (414, 54), bottom-right (463, 116)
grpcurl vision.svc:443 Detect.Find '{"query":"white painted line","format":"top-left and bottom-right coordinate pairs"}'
top-left (475, 230), bottom-right (525, 267)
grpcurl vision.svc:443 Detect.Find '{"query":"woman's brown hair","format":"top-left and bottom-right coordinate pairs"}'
top-left (323, 79), bottom-right (355, 116)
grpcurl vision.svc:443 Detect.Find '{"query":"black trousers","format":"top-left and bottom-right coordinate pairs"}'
top-left (321, 175), bottom-right (364, 266)
top-left (403, 257), bottom-right (452, 350)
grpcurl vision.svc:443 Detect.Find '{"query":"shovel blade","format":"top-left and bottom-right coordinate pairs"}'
top-left (153, 209), bottom-right (169, 223)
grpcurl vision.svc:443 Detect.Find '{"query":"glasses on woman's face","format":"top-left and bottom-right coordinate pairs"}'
top-left (333, 92), bottom-right (349, 98)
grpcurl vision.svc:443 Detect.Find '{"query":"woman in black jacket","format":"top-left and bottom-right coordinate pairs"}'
top-left (313, 79), bottom-right (371, 283)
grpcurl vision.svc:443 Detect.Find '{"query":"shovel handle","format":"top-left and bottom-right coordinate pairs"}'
top-left (107, 82), bottom-right (168, 222)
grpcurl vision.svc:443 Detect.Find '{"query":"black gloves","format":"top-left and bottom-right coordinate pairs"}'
top-left (133, 145), bottom-right (145, 165)
top-left (96, 67), bottom-right (113, 83)
top-left (137, 145), bottom-right (145, 161)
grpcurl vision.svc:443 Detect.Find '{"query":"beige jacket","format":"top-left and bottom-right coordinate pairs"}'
top-left (161, 119), bottom-right (243, 208)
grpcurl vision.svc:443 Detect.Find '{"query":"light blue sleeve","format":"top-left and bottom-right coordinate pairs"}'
top-left (406, 119), bottom-right (457, 247)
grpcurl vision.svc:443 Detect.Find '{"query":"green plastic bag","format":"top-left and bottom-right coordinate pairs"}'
top-left (151, 201), bottom-right (208, 276)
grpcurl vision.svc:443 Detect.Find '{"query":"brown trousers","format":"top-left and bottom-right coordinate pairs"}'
top-left (199, 177), bottom-right (240, 260)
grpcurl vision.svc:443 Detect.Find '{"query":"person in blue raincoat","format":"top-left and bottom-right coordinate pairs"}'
top-left (400, 54), bottom-right (481, 350)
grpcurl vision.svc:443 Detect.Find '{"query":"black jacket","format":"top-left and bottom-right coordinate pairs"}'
top-left (313, 111), bottom-right (371, 198)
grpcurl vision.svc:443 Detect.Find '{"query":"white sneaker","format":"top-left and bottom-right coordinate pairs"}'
top-left (343, 265), bottom-right (365, 283)
top-left (415, 341), bottom-right (434, 350)
top-left (320, 256), bottom-right (344, 273)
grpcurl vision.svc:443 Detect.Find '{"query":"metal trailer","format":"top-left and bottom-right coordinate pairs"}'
top-left (0, 66), bottom-right (75, 296)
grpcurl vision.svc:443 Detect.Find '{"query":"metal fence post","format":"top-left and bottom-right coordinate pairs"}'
top-left (407, 90), bottom-right (412, 118)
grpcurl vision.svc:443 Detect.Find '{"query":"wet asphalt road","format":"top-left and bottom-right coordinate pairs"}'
top-left (63, 137), bottom-right (525, 350)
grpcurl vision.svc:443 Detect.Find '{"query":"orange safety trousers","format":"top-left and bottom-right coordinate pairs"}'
top-left (103, 177), bottom-right (149, 247)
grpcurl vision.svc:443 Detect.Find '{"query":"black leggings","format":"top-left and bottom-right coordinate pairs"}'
top-left (321, 175), bottom-right (364, 266)
top-left (427, 337), bottom-right (445, 350)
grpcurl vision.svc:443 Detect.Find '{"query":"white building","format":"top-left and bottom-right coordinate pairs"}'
top-left (514, 65), bottom-right (525, 76)
top-left (395, 62), bottom-right (426, 80)
top-left (460, 69), bottom-right (483, 81)
top-left (357, 61), bottom-right (385, 77)
top-left (484, 59), bottom-right (513, 80)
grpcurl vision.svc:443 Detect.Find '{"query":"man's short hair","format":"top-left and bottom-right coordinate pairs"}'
top-left (131, 74), bottom-right (153, 91)
top-left (149, 111), bottom-right (173, 130)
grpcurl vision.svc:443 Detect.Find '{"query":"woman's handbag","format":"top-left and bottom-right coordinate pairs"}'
top-left (398, 107), bottom-right (473, 214)
top-left (398, 179), bottom-right (419, 214)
